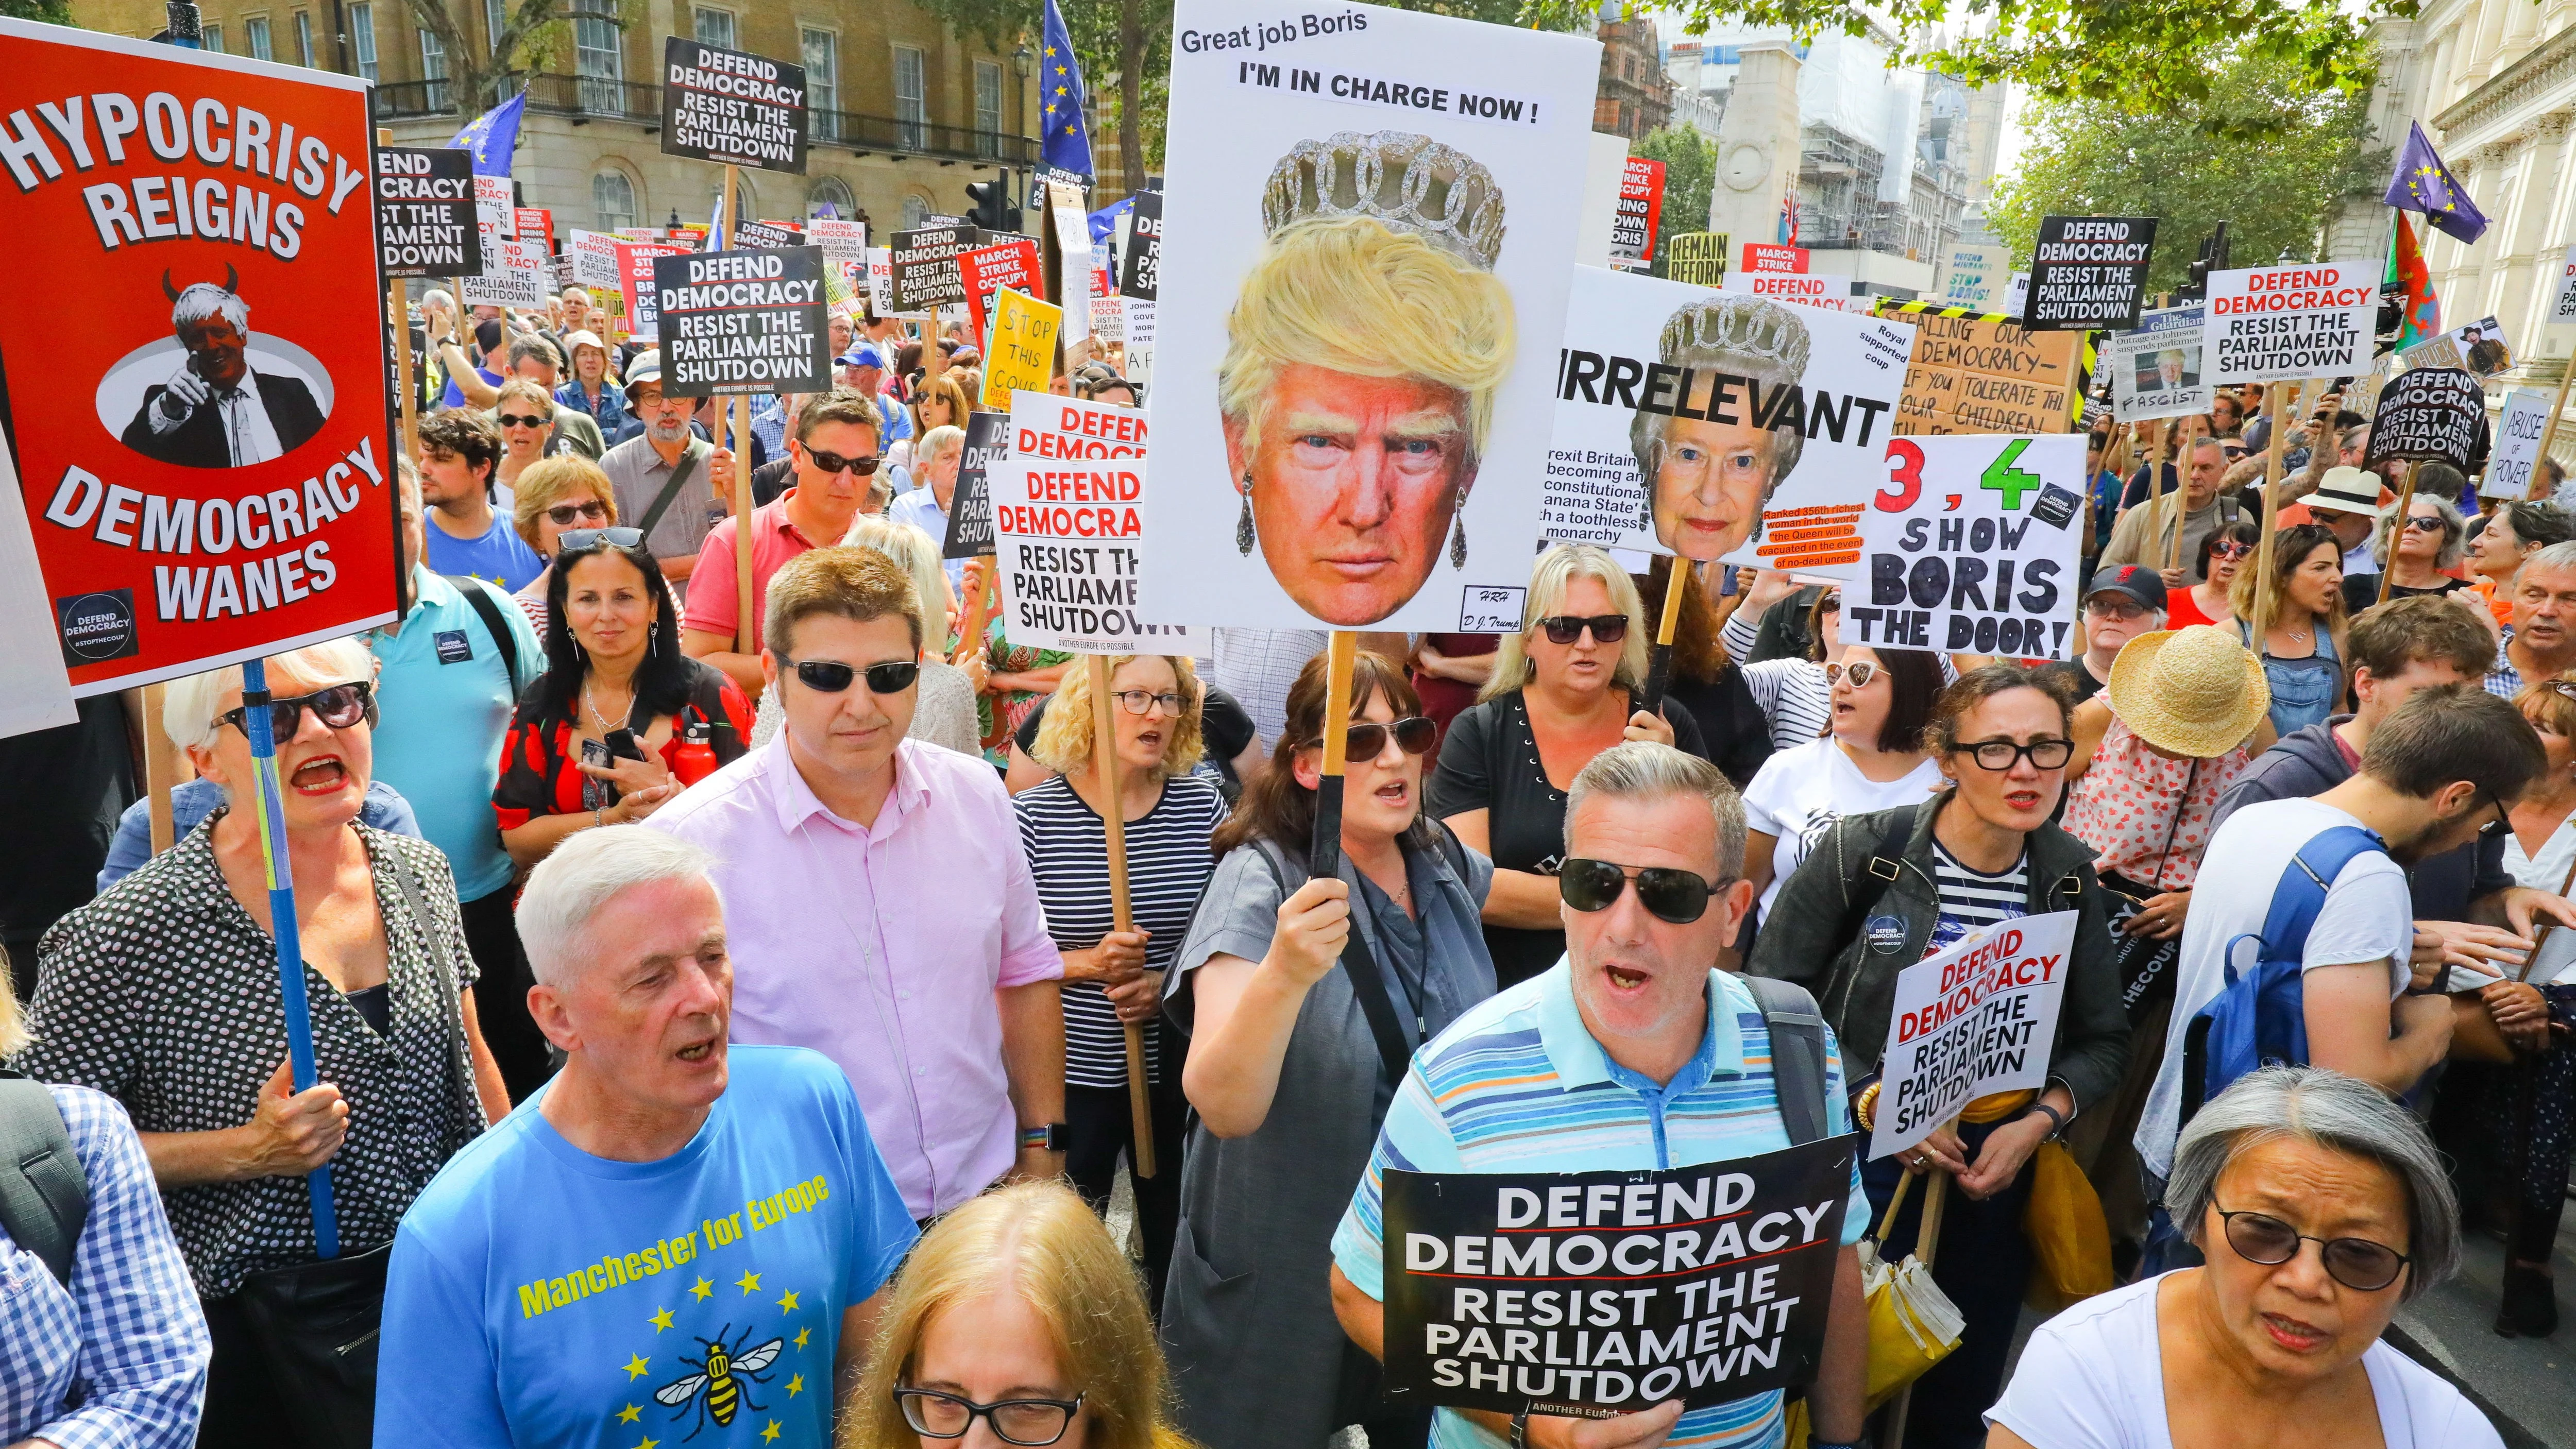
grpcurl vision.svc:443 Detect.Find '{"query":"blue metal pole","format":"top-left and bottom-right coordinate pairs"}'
top-left (239, 658), bottom-right (340, 1259)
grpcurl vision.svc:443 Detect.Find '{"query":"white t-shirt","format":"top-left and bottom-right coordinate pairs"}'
top-left (1986, 1274), bottom-right (2504, 1448)
top-left (2504, 813), bottom-right (2576, 985)
top-left (1742, 738), bottom-right (1942, 918)
top-left (2135, 797), bottom-right (2414, 1178)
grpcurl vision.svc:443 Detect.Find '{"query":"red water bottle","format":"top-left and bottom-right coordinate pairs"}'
top-left (672, 721), bottom-right (719, 787)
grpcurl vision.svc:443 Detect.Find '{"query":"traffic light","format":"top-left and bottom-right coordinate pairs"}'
top-left (966, 176), bottom-right (1016, 233)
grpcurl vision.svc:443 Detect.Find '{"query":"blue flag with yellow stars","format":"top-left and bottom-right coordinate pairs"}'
top-left (1040, 0), bottom-right (1094, 181)
top-left (2383, 121), bottom-right (2488, 245)
top-left (447, 88), bottom-right (525, 178)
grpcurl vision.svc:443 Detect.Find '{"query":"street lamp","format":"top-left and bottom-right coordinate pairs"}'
top-left (1013, 42), bottom-right (1033, 78)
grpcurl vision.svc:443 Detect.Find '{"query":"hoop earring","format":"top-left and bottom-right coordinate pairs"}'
top-left (1236, 474), bottom-right (1256, 556)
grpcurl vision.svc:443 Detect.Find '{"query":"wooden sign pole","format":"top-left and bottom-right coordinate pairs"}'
top-left (951, 557), bottom-right (996, 665)
top-left (1880, 1119), bottom-right (1960, 1449)
top-left (131, 683), bottom-right (176, 854)
top-left (1310, 633), bottom-right (1358, 881)
top-left (2538, 347), bottom-right (2576, 485)
top-left (1085, 654), bottom-right (1156, 1178)
top-left (1642, 557), bottom-right (1689, 716)
top-left (2151, 424), bottom-right (2176, 571)
top-left (2249, 380), bottom-right (2292, 644)
top-left (379, 128), bottom-right (420, 464)
top-left (718, 164), bottom-right (757, 658)
top-left (2376, 463), bottom-right (2419, 607)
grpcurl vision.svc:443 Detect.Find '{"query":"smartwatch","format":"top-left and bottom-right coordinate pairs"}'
top-left (1020, 1123), bottom-right (1067, 1152)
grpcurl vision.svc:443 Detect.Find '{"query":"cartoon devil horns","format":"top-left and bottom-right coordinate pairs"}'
top-left (162, 265), bottom-right (241, 302)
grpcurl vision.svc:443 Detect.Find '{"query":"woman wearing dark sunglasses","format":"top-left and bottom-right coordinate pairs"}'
top-left (1990, 1066), bottom-right (2501, 1449)
top-left (1748, 664), bottom-right (2130, 1449)
top-left (505, 455), bottom-right (619, 643)
top-left (2165, 520), bottom-right (2257, 631)
top-left (1163, 651), bottom-right (1494, 1449)
top-left (493, 529), bottom-right (751, 867)
top-left (1434, 544), bottom-right (1704, 988)
top-left (2348, 493), bottom-right (2470, 614)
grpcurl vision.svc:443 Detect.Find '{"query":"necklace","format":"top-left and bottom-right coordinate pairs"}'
top-left (584, 677), bottom-right (633, 734)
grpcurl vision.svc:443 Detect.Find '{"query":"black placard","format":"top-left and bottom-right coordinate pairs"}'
top-left (2024, 215), bottom-right (2157, 332)
top-left (2365, 367), bottom-right (2484, 470)
top-left (731, 219), bottom-right (803, 250)
top-left (660, 37), bottom-right (809, 174)
top-left (374, 146), bottom-right (482, 278)
top-left (653, 246), bottom-right (831, 397)
top-left (890, 225), bottom-right (985, 312)
top-left (943, 412), bottom-right (1010, 559)
top-left (1381, 1137), bottom-right (1856, 1418)
top-left (1119, 190), bottom-right (1161, 302)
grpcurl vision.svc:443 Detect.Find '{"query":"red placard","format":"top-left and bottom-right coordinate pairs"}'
top-left (958, 236), bottom-right (1043, 349)
top-left (4, 20), bottom-right (399, 695)
top-left (513, 206), bottom-right (553, 250)
top-left (1609, 157), bottom-right (1666, 272)
top-left (615, 238), bottom-right (689, 332)
top-left (1744, 243), bottom-right (1809, 274)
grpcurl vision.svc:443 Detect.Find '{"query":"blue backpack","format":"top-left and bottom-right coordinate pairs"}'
top-left (2178, 825), bottom-right (2388, 1126)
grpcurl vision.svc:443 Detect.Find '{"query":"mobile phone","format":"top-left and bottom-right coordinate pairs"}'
top-left (579, 737), bottom-right (611, 770)
top-left (604, 727), bottom-right (647, 763)
top-left (579, 737), bottom-right (612, 811)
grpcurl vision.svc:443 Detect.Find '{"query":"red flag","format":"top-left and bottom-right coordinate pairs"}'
top-left (2392, 213), bottom-right (2441, 348)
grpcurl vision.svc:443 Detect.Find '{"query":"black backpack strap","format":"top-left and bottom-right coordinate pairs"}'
top-left (444, 575), bottom-right (520, 686)
top-left (1738, 977), bottom-right (1831, 1146)
top-left (0, 1075), bottom-right (89, 1289)
top-left (1833, 804), bottom-right (1918, 948)
top-left (1251, 839), bottom-right (1415, 1090)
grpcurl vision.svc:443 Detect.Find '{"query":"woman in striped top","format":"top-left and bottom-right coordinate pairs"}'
top-left (1013, 654), bottom-right (1227, 1317)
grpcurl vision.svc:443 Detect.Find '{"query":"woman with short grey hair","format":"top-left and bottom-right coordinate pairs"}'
top-left (2354, 492), bottom-right (2472, 611)
top-left (1987, 1067), bottom-right (2502, 1448)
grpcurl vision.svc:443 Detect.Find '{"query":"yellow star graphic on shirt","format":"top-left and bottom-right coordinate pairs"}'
top-left (736, 1269), bottom-right (762, 1294)
top-left (776, 1288), bottom-right (801, 1312)
top-left (786, 1373), bottom-right (806, 1397)
top-left (794, 1325), bottom-right (813, 1350)
top-left (618, 1404), bottom-right (642, 1425)
top-left (623, 1354), bottom-right (650, 1380)
top-left (649, 1306), bottom-right (674, 1333)
top-left (761, 1422), bottom-right (783, 1444)
top-left (690, 1275), bottom-right (713, 1302)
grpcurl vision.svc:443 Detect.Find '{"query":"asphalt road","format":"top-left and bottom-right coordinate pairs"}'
top-left (2392, 1211), bottom-right (2576, 1449)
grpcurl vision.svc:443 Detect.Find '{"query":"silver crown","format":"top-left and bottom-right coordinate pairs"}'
top-left (1657, 294), bottom-right (1812, 376)
top-left (1260, 131), bottom-right (1505, 272)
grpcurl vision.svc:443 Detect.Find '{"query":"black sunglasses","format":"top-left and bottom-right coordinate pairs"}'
top-left (2402, 515), bottom-right (2446, 533)
top-left (1303, 716), bottom-right (1438, 760)
top-left (894, 1387), bottom-right (1084, 1446)
top-left (217, 681), bottom-right (377, 739)
top-left (2213, 1205), bottom-right (2410, 1293)
top-left (782, 655), bottom-right (920, 694)
top-left (1558, 856), bottom-right (1721, 924)
top-left (544, 500), bottom-right (610, 526)
top-left (1539, 613), bottom-right (1629, 645)
top-left (802, 445), bottom-right (881, 476)
top-left (496, 412), bottom-right (550, 429)
top-left (557, 526), bottom-right (645, 552)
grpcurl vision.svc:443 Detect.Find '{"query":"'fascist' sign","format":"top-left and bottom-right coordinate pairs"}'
top-left (375, 147), bottom-right (481, 278)
top-left (660, 37), bottom-right (808, 173)
top-left (2024, 215), bottom-right (2155, 332)
top-left (2364, 367), bottom-right (2484, 471)
top-left (1869, 912), bottom-right (2077, 1160)
top-left (652, 246), bottom-right (829, 396)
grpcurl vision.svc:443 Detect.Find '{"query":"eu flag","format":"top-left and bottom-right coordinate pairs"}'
top-left (1040, 0), bottom-right (1094, 181)
top-left (2383, 121), bottom-right (2488, 244)
top-left (448, 89), bottom-right (526, 178)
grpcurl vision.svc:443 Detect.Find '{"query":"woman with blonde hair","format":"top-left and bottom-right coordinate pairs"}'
top-left (2352, 492), bottom-right (2471, 611)
top-left (506, 455), bottom-right (617, 640)
top-left (846, 1181), bottom-right (1194, 1449)
top-left (746, 517), bottom-right (980, 756)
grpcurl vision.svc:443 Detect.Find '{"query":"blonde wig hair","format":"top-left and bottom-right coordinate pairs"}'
top-left (845, 1181), bottom-right (1196, 1449)
top-left (1217, 215), bottom-right (1514, 466)
top-left (1482, 544), bottom-right (1651, 703)
top-left (841, 517), bottom-right (954, 628)
top-left (1029, 654), bottom-right (1207, 778)
top-left (511, 455), bottom-right (618, 551)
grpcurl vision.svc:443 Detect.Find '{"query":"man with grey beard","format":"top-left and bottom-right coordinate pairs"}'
top-left (600, 351), bottom-right (738, 587)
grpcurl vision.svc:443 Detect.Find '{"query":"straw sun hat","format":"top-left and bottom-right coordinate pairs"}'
top-left (2105, 625), bottom-right (2272, 758)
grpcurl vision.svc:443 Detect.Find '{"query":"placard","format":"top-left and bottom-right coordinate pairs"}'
top-left (659, 36), bottom-right (808, 173)
top-left (958, 236), bottom-right (1044, 354)
top-left (375, 146), bottom-right (482, 278)
top-left (985, 390), bottom-right (1191, 650)
top-left (1608, 156), bottom-right (1666, 272)
top-left (1120, 188), bottom-right (1161, 301)
top-left (569, 228), bottom-right (624, 287)
top-left (2555, 244), bottom-right (2576, 327)
top-left (1852, 434), bottom-right (2084, 659)
top-left (6, 19), bottom-right (399, 695)
top-left (2024, 215), bottom-right (2154, 332)
top-left (2401, 313), bottom-right (2515, 379)
top-left (730, 218), bottom-right (803, 251)
top-left (1048, 177), bottom-right (1094, 345)
top-left (1743, 244), bottom-right (1807, 274)
top-left (652, 246), bottom-right (829, 397)
top-left (1938, 243), bottom-right (2009, 306)
top-left (513, 206), bottom-right (553, 249)
top-left (2206, 262), bottom-right (2375, 384)
top-left (2487, 387), bottom-right (2553, 503)
top-left (1883, 306), bottom-right (2081, 438)
top-left (2364, 367), bottom-right (2484, 471)
top-left (943, 411), bottom-right (1011, 559)
top-left (1721, 270), bottom-right (1856, 312)
top-left (1867, 912), bottom-right (2078, 1160)
top-left (807, 217), bottom-right (867, 266)
top-left (474, 173), bottom-right (515, 247)
top-left (1379, 1138), bottom-right (1857, 1416)
top-left (983, 289), bottom-right (1062, 406)
top-left (2107, 305), bottom-right (2210, 423)
top-left (462, 237), bottom-right (547, 309)
top-left (866, 246), bottom-right (898, 316)
top-left (617, 238), bottom-right (689, 333)
top-left (890, 225), bottom-right (984, 312)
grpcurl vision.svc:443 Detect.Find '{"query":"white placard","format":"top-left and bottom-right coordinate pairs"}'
top-left (2488, 387), bottom-right (2554, 502)
top-left (1852, 433), bottom-right (2086, 658)
top-left (463, 237), bottom-right (547, 309)
top-left (807, 217), bottom-right (867, 266)
top-left (2107, 305), bottom-right (2211, 423)
top-left (2002, 272), bottom-right (2028, 321)
top-left (1051, 179), bottom-right (1094, 345)
top-left (1939, 243), bottom-right (2010, 306)
top-left (568, 228), bottom-right (623, 287)
top-left (1721, 270), bottom-right (1857, 312)
top-left (2206, 262), bottom-right (2375, 383)
top-left (474, 174), bottom-right (515, 248)
top-left (989, 389), bottom-right (1194, 651)
top-left (1577, 131), bottom-right (1627, 269)
top-left (0, 426), bottom-right (78, 738)
top-left (866, 247), bottom-right (899, 317)
top-left (1124, 297), bottom-right (1156, 349)
top-left (1869, 911), bottom-right (2078, 1161)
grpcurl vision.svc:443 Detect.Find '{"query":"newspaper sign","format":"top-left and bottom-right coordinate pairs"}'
top-left (1379, 1138), bottom-right (1857, 1416)
top-left (462, 238), bottom-right (548, 309)
top-left (890, 225), bottom-right (984, 312)
top-left (652, 246), bottom-right (830, 397)
top-left (1608, 157), bottom-right (1667, 272)
top-left (2206, 262), bottom-right (2375, 383)
top-left (1854, 434), bottom-right (2083, 660)
top-left (2401, 314), bottom-right (2515, 379)
top-left (2487, 388), bottom-right (2553, 503)
top-left (1119, 189), bottom-right (1161, 301)
top-left (660, 36), bottom-right (808, 173)
top-left (985, 390), bottom-right (1193, 651)
top-left (376, 147), bottom-right (482, 278)
top-left (2364, 367), bottom-right (2484, 471)
top-left (943, 411), bottom-right (1012, 560)
top-left (2024, 215), bottom-right (2155, 332)
top-left (1885, 308), bottom-right (2082, 437)
top-left (982, 289), bottom-right (1062, 407)
top-left (2107, 305), bottom-right (2210, 423)
top-left (1869, 911), bottom-right (2079, 1160)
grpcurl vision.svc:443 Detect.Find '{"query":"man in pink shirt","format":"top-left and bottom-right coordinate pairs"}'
top-left (682, 389), bottom-right (887, 697)
top-left (648, 545), bottom-right (1068, 1219)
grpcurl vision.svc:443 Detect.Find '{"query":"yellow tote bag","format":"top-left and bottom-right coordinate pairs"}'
top-left (2022, 1138), bottom-right (2116, 1312)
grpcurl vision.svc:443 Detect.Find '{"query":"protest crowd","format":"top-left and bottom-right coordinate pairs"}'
top-left (10, 3), bottom-right (2576, 1449)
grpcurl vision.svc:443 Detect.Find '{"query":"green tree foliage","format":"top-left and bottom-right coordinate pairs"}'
top-left (2, 0), bottom-right (72, 22)
top-left (1987, 40), bottom-right (2388, 297)
top-left (1630, 126), bottom-right (1716, 278)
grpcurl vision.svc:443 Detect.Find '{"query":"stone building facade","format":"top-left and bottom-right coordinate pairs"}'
top-left (1594, 11), bottom-right (1672, 142)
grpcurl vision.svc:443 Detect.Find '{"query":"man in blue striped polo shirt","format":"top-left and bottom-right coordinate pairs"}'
top-left (1330, 743), bottom-right (1871, 1449)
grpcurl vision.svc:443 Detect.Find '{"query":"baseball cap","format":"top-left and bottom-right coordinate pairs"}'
top-left (839, 344), bottom-right (886, 370)
top-left (2086, 565), bottom-right (2167, 613)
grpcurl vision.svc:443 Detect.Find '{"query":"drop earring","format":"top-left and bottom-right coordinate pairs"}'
top-left (1450, 513), bottom-right (1467, 569)
top-left (1236, 474), bottom-right (1256, 555)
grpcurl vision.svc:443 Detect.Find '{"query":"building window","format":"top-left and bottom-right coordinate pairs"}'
top-left (975, 60), bottom-right (1002, 158)
top-left (808, 175), bottom-right (854, 220)
top-left (484, 0), bottom-right (504, 52)
top-left (244, 14), bottom-right (272, 59)
top-left (294, 11), bottom-right (313, 64)
top-left (803, 28), bottom-right (839, 141)
top-left (349, 3), bottom-right (377, 81)
top-left (694, 6), bottom-right (735, 48)
top-left (894, 45), bottom-right (926, 151)
top-left (202, 21), bottom-right (223, 50)
top-left (419, 27), bottom-right (448, 110)
top-left (574, 0), bottom-right (621, 112)
top-left (902, 193), bottom-right (929, 229)
top-left (594, 169), bottom-right (637, 232)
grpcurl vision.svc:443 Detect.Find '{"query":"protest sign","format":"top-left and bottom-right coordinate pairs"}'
top-left (985, 390), bottom-right (1193, 650)
top-left (660, 36), bottom-right (808, 172)
top-left (1544, 266), bottom-right (1913, 576)
top-left (1379, 1138), bottom-right (1857, 1417)
top-left (2555, 244), bottom-right (2576, 326)
top-left (474, 174), bottom-right (515, 249)
top-left (984, 289), bottom-right (1062, 407)
top-left (545, 254), bottom-right (572, 293)
top-left (0, 467), bottom-right (77, 737)
top-left (2024, 215), bottom-right (2155, 332)
top-left (2206, 262), bottom-right (2375, 383)
top-left (2401, 314), bottom-right (2514, 379)
top-left (807, 217), bottom-right (867, 266)
top-left (1120, 189), bottom-right (1162, 300)
top-left (1938, 243), bottom-right (2009, 306)
top-left (2107, 305), bottom-right (2210, 423)
top-left (1722, 270), bottom-right (1856, 312)
top-left (463, 238), bottom-right (548, 309)
top-left (1868, 912), bottom-right (2078, 1160)
top-left (669, 221), bottom-right (710, 251)
top-left (2365, 367), bottom-right (2484, 471)
top-left (617, 239), bottom-right (689, 333)
top-left (6, 19), bottom-right (399, 695)
top-left (514, 206), bottom-right (553, 249)
top-left (1663, 232), bottom-right (1725, 286)
top-left (376, 147), bottom-right (482, 278)
top-left (1880, 303), bottom-right (2082, 438)
top-left (1092, 292), bottom-right (1126, 345)
top-left (730, 218), bottom-right (803, 251)
top-left (1145, 0), bottom-right (1600, 631)
top-left (866, 246), bottom-right (899, 315)
top-left (652, 246), bottom-right (829, 396)
top-left (1608, 157), bottom-right (1667, 272)
top-left (569, 229), bottom-right (624, 287)
top-left (943, 412), bottom-right (1012, 560)
top-left (1743, 244), bottom-right (1807, 274)
top-left (890, 225), bottom-right (984, 311)
top-left (959, 236), bottom-right (1044, 352)
top-left (1049, 177), bottom-right (1095, 346)
top-left (2487, 387), bottom-right (2553, 502)
top-left (1852, 433), bottom-right (2086, 659)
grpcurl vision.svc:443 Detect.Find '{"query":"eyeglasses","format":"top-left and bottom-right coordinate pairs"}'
top-left (2084, 598), bottom-right (2149, 620)
top-left (2212, 1206), bottom-right (2410, 1292)
top-left (782, 656), bottom-right (920, 694)
top-left (544, 500), bottom-right (611, 527)
top-left (1111, 690), bottom-right (1188, 717)
top-left (895, 1387), bottom-right (1085, 1446)
top-left (1955, 737), bottom-right (2075, 771)
top-left (557, 527), bottom-right (645, 552)
top-left (2211, 540), bottom-right (2255, 560)
top-left (2403, 515), bottom-right (2446, 534)
top-left (1558, 857), bottom-right (1723, 924)
top-left (1824, 659), bottom-right (1879, 689)
top-left (802, 446), bottom-right (881, 476)
top-left (496, 413), bottom-right (549, 429)
top-left (1539, 614), bottom-right (1629, 645)
top-left (216, 681), bottom-right (377, 739)
top-left (1304, 716), bottom-right (1439, 760)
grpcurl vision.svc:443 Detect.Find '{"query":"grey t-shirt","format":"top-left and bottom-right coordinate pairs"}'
top-left (599, 434), bottom-right (715, 574)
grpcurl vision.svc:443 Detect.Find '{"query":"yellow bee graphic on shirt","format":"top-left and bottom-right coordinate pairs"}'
top-left (654, 1323), bottom-right (785, 1440)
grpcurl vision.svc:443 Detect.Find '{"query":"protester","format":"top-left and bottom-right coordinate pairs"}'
top-left (2100, 436), bottom-right (2246, 590)
top-left (12, 640), bottom-right (509, 1446)
top-left (1013, 656), bottom-right (1227, 1314)
top-left (2232, 521), bottom-right (2349, 736)
top-left (375, 826), bottom-right (917, 1443)
top-left (2304, 466), bottom-right (2386, 584)
top-left (847, 1180), bottom-right (1195, 1449)
top-left (1162, 651), bottom-right (1494, 1449)
top-left (971, 612), bottom-right (1075, 769)
top-left (1434, 544), bottom-right (1700, 988)
top-left (1071, 360), bottom-right (1141, 407)
top-left (489, 379), bottom-right (569, 498)
top-left (1406, 632), bottom-right (1496, 754)
top-left (419, 410), bottom-right (546, 591)
top-left (1739, 645), bottom-right (1943, 924)
top-left (2165, 520), bottom-right (2257, 630)
top-left (1636, 555), bottom-right (1776, 787)
top-left (2470, 500), bottom-right (2576, 629)
top-left (648, 547), bottom-right (1067, 1222)
top-left (433, 315), bottom-right (506, 411)
top-left (2351, 492), bottom-right (2470, 613)
top-left (745, 516), bottom-right (981, 757)
top-left (0, 982), bottom-right (211, 1449)
top-left (2043, 565), bottom-right (2166, 704)
top-left (553, 328), bottom-right (620, 433)
top-left (2490, 541), bottom-right (2576, 699)
top-left (2117, 414), bottom-right (2211, 511)
top-left (601, 352), bottom-right (734, 585)
top-left (888, 422), bottom-right (968, 593)
top-left (1725, 570), bottom-right (1841, 749)
top-left (1332, 742), bottom-right (1869, 1449)
top-left (901, 373), bottom-right (974, 486)
top-left (505, 454), bottom-right (618, 640)
top-left (1005, 678), bottom-right (1266, 801)
top-left (1990, 1067), bottom-right (2503, 1448)
top-left (505, 335), bottom-right (607, 460)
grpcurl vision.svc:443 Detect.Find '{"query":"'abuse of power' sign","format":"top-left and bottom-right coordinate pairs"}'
top-left (6, 19), bottom-right (399, 696)
top-left (1869, 911), bottom-right (2078, 1161)
top-left (652, 246), bottom-right (830, 396)
top-left (2205, 262), bottom-right (2375, 384)
top-left (1852, 433), bottom-right (2085, 660)
top-left (660, 37), bottom-right (808, 173)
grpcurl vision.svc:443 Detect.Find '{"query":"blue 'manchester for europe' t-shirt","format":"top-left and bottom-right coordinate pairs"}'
top-left (376, 1046), bottom-right (917, 1448)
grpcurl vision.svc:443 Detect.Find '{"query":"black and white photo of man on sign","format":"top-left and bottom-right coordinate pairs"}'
top-left (118, 268), bottom-right (327, 468)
